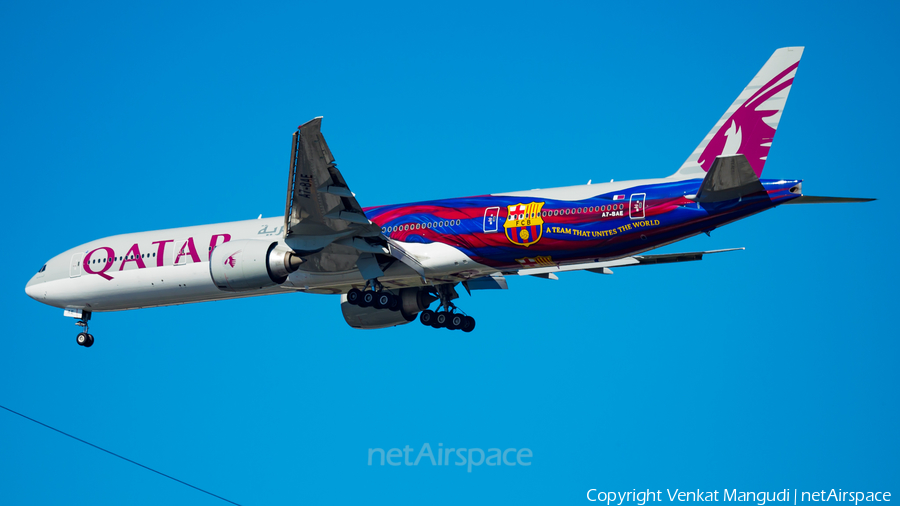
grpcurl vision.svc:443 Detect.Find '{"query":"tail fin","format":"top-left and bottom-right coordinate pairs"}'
top-left (671, 47), bottom-right (804, 179)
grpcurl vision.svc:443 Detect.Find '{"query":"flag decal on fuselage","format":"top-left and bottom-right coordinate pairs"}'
top-left (516, 255), bottom-right (554, 267)
top-left (504, 202), bottom-right (545, 247)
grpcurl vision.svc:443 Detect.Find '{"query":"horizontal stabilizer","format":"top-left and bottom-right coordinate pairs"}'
top-left (694, 154), bottom-right (765, 203)
top-left (782, 195), bottom-right (876, 205)
top-left (517, 248), bottom-right (743, 277)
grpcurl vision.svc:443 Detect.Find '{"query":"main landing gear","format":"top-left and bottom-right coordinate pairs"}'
top-left (418, 284), bottom-right (476, 332)
top-left (74, 312), bottom-right (94, 348)
top-left (346, 279), bottom-right (401, 312)
top-left (418, 309), bottom-right (476, 332)
top-left (345, 280), bottom-right (478, 332)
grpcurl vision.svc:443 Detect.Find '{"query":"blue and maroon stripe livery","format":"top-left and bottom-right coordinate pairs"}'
top-left (364, 178), bottom-right (802, 270)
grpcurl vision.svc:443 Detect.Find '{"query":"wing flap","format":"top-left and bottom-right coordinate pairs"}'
top-left (516, 248), bottom-right (743, 277)
top-left (463, 273), bottom-right (509, 291)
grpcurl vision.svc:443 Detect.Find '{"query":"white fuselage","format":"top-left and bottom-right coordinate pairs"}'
top-left (24, 216), bottom-right (489, 313)
top-left (26, 218), bottom-right (285, 311)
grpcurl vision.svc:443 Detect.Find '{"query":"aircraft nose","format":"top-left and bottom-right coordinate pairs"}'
top-left (25, 277), bottom-right (40, 301)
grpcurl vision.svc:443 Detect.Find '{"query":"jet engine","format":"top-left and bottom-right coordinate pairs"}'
top-left (341, 287), bottom-right (434, 329)
top-left (209, 239), bottom-right (301, 292)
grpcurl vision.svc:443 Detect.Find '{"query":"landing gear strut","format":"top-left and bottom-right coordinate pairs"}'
top-left (418, 284), bottom-right (476, 332)
top-left (74, 311), bottom-right (94, 347)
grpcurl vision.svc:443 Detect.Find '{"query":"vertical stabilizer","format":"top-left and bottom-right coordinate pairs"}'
top-left (671, 47), bottom-right (804, 179)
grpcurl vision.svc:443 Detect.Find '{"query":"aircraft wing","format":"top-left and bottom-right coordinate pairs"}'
top-left (516, 248), bottom-right (744, 279)
top-left (283, 117), bottom-right (386, 254)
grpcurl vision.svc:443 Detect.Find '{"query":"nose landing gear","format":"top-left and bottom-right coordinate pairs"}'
top-left (73, 311), bottom-right (94, 348)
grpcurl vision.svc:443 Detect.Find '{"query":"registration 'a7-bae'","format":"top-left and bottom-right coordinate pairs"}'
top-left (26, 47), bottom-right (873, 347)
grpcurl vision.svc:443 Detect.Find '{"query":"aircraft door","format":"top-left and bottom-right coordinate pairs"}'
top-left (629, 193), bottom-right (646, 220)
top-left (69, 253), bottom-right (83, 278)
top-left (483, 207), bottom-right (500, 232)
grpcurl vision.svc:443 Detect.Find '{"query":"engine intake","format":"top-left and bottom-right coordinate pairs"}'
top-left (210, 239), bottom-right (301, 292)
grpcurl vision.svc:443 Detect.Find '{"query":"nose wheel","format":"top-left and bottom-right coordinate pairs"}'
top-left (76, 332), bottom-right (94, 347)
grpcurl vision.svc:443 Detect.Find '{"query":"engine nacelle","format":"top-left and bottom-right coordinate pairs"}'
top-left (209, 239), bottom-right (301, 292)
top-left (341, 288), bottom-right (434, 329)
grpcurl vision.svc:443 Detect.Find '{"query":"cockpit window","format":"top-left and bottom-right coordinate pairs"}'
top-left (38, 264), bottom-right (46, 273)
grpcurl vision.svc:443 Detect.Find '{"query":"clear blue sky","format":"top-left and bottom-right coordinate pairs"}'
top-left (2, 1), bottom-right (898, 504)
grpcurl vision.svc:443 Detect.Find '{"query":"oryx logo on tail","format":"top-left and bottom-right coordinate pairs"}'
top-left (504, 202), bottom-right (545, 247)
top-left (672, 47), bottom-right (803, 179)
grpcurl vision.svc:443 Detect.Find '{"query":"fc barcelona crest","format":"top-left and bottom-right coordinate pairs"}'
top-left (504, 202), bottom-right (545, 247)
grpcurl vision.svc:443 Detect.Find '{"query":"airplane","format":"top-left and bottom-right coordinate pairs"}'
top-left (25, 47), bottom-right (873, 347)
